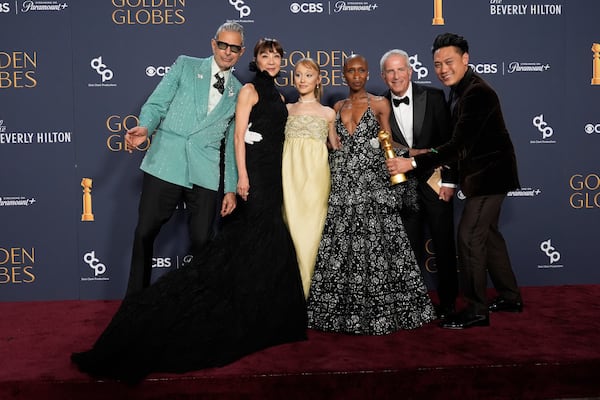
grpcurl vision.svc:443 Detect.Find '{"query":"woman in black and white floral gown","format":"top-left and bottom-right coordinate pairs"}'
top-left (307, 54), bottom-right (436, 335)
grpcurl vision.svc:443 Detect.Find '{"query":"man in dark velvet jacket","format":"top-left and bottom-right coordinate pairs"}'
top-left (389, 33), bottom-right (523, 329)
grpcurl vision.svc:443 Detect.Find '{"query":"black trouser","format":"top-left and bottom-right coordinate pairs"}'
top-left (457, 194), bottom-right (521, 314)
top-left (402, 182), bottom-right (458, 307)
top-left (125, 173), bottom-right (217, 296)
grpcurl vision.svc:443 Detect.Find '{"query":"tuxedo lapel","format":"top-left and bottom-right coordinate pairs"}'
top-left (386, 90), bottom-right (409, 147)
top-left (412, 83), bottom-right (426, 146)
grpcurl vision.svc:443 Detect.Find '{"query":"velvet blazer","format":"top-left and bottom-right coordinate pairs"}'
top-left (415, 67), bottom-right (519, 197)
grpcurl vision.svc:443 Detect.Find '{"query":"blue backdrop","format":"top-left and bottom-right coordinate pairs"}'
top-left (1, 0), bottom-right (598, 301)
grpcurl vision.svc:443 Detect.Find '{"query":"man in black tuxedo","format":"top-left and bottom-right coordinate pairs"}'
top-left (388, 33), bottom-right (523, 329)
top-left (380, 49), bottom-right (458, 319)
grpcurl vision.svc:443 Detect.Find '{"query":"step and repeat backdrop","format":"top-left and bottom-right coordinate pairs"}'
top-left (1, 0), bottom-right (598, 301)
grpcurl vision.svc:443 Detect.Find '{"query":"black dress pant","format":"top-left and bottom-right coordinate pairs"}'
top-left (457, 194), bottom-right (521, 314)
top-left (402, 182), bottom-right (458, 307)
top-left (126, 173), bottom-right (217, 295)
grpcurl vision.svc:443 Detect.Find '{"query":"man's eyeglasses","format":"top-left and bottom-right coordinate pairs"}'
top-left (215, 40), bottom-right (243, 54)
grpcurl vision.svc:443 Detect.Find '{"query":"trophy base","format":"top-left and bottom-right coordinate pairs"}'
top-left (390, 173), bottom-right (408, 185)
top-left (81, 214), bottom-right (95, 222)
top-left (592, 78), bottom-right (600, 85)
top-left (432, 17), bottom-right (445, 25)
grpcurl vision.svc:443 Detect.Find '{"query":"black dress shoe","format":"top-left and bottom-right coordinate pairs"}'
top-left (488, 297), bottom-right (523, 313)
top-left (435, 303), bottom-right (455, 320)
top-left (439, 310), bottom-right (489, 329)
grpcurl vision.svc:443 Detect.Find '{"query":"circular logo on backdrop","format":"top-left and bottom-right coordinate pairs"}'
top-left (145, 66), bottom-right (171, 77)
top-left (289, 2), bottom-right (324, 13)
top-left (146, 66), bottom-right (158, 77)
top-left (585, 123), bottom-right (600, 134)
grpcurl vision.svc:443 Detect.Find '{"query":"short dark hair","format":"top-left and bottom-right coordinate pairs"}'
top-left (253, 37), bottom-right (284, 58)
top-left (432, 33), bottom-right (469, 55)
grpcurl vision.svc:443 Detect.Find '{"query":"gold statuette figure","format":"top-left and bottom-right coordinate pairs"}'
top-left (592, 43), bottom-right (600, 85)
top-left (81, 178), bottom-right (94, 221)
top-left (377, 130), bottom-right (407, 185)
top-left (432, 0), bottom-right (445, 25)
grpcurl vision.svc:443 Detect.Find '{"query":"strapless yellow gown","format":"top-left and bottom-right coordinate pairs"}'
top-left (282, 114), bottom-right (330, 299)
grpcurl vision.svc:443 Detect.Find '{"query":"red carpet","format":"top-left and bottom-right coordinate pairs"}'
top-left (1, 285), bottom-right (600, 399)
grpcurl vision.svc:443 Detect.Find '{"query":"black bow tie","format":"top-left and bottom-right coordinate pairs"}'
top-left (393, 96), bottom-right (409, 107)
top-left (213, 73), bottom-right (225, 95)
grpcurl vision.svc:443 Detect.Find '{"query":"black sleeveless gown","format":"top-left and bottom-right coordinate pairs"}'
top-left (71, 71), bottom-right (307, 383)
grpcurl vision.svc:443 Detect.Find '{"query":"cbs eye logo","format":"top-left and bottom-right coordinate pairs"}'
top-left (290, 2), bottom-right (324, 13)
top-left (146, 66), bottom-right (171, 77)
top-left (584, 123), bottom-right (600, 135)
top-left (469, 63), bottom-right (498, 74)
top-left (152, 257), bottom-right (172, 268)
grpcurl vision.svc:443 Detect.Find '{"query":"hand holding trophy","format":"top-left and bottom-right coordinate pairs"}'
top-left (377, 130), bottom-right (407, 185)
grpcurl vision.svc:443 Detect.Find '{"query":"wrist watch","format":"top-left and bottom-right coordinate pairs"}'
top-left (410, 157), bottom-right (417, 169)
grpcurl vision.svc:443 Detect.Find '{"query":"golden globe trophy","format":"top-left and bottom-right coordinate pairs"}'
top-left (81, 178), bottom-right (94, 222)
top-left (432, 0), bottom-right (445, 25)
top-left (377, 130), bottom-right (407, 185)
top-left (592, 43), bottom-right (600, 85)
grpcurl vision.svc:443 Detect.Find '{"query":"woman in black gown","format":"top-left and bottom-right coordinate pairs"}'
top-left (71, 38), bottom-right (306, 384)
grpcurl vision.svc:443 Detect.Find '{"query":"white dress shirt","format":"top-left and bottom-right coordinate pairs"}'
top-left (208, 59), bottom-right (229, 113)
top-left (391, 82), bottom-right (414, 147)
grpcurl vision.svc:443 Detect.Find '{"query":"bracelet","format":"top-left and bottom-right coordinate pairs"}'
top-left (429, 148), bottom-right (438, 154)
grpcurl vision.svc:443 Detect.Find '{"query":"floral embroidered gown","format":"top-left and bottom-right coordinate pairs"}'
top-left (307, 100), bottom-right (436, 335)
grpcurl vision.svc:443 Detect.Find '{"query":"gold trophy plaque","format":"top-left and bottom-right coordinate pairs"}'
top-left (377, 130), bottom-right (407, 185)
top-left (81, 178), bottom-right (94, 222)
top-left (592, 43), bottom-right (600, 85)
top-left (432, 0), bottom-right (445, 25)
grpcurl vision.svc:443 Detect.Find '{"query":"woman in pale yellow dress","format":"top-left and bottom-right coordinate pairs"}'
top-left (282, 58), bottom-right (339, 299)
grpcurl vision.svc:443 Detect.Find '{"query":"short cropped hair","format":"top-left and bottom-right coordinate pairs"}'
top-left (432, 33), bottom-right (469, 55)
top-left (379, 49), bottom-right (410, 73)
